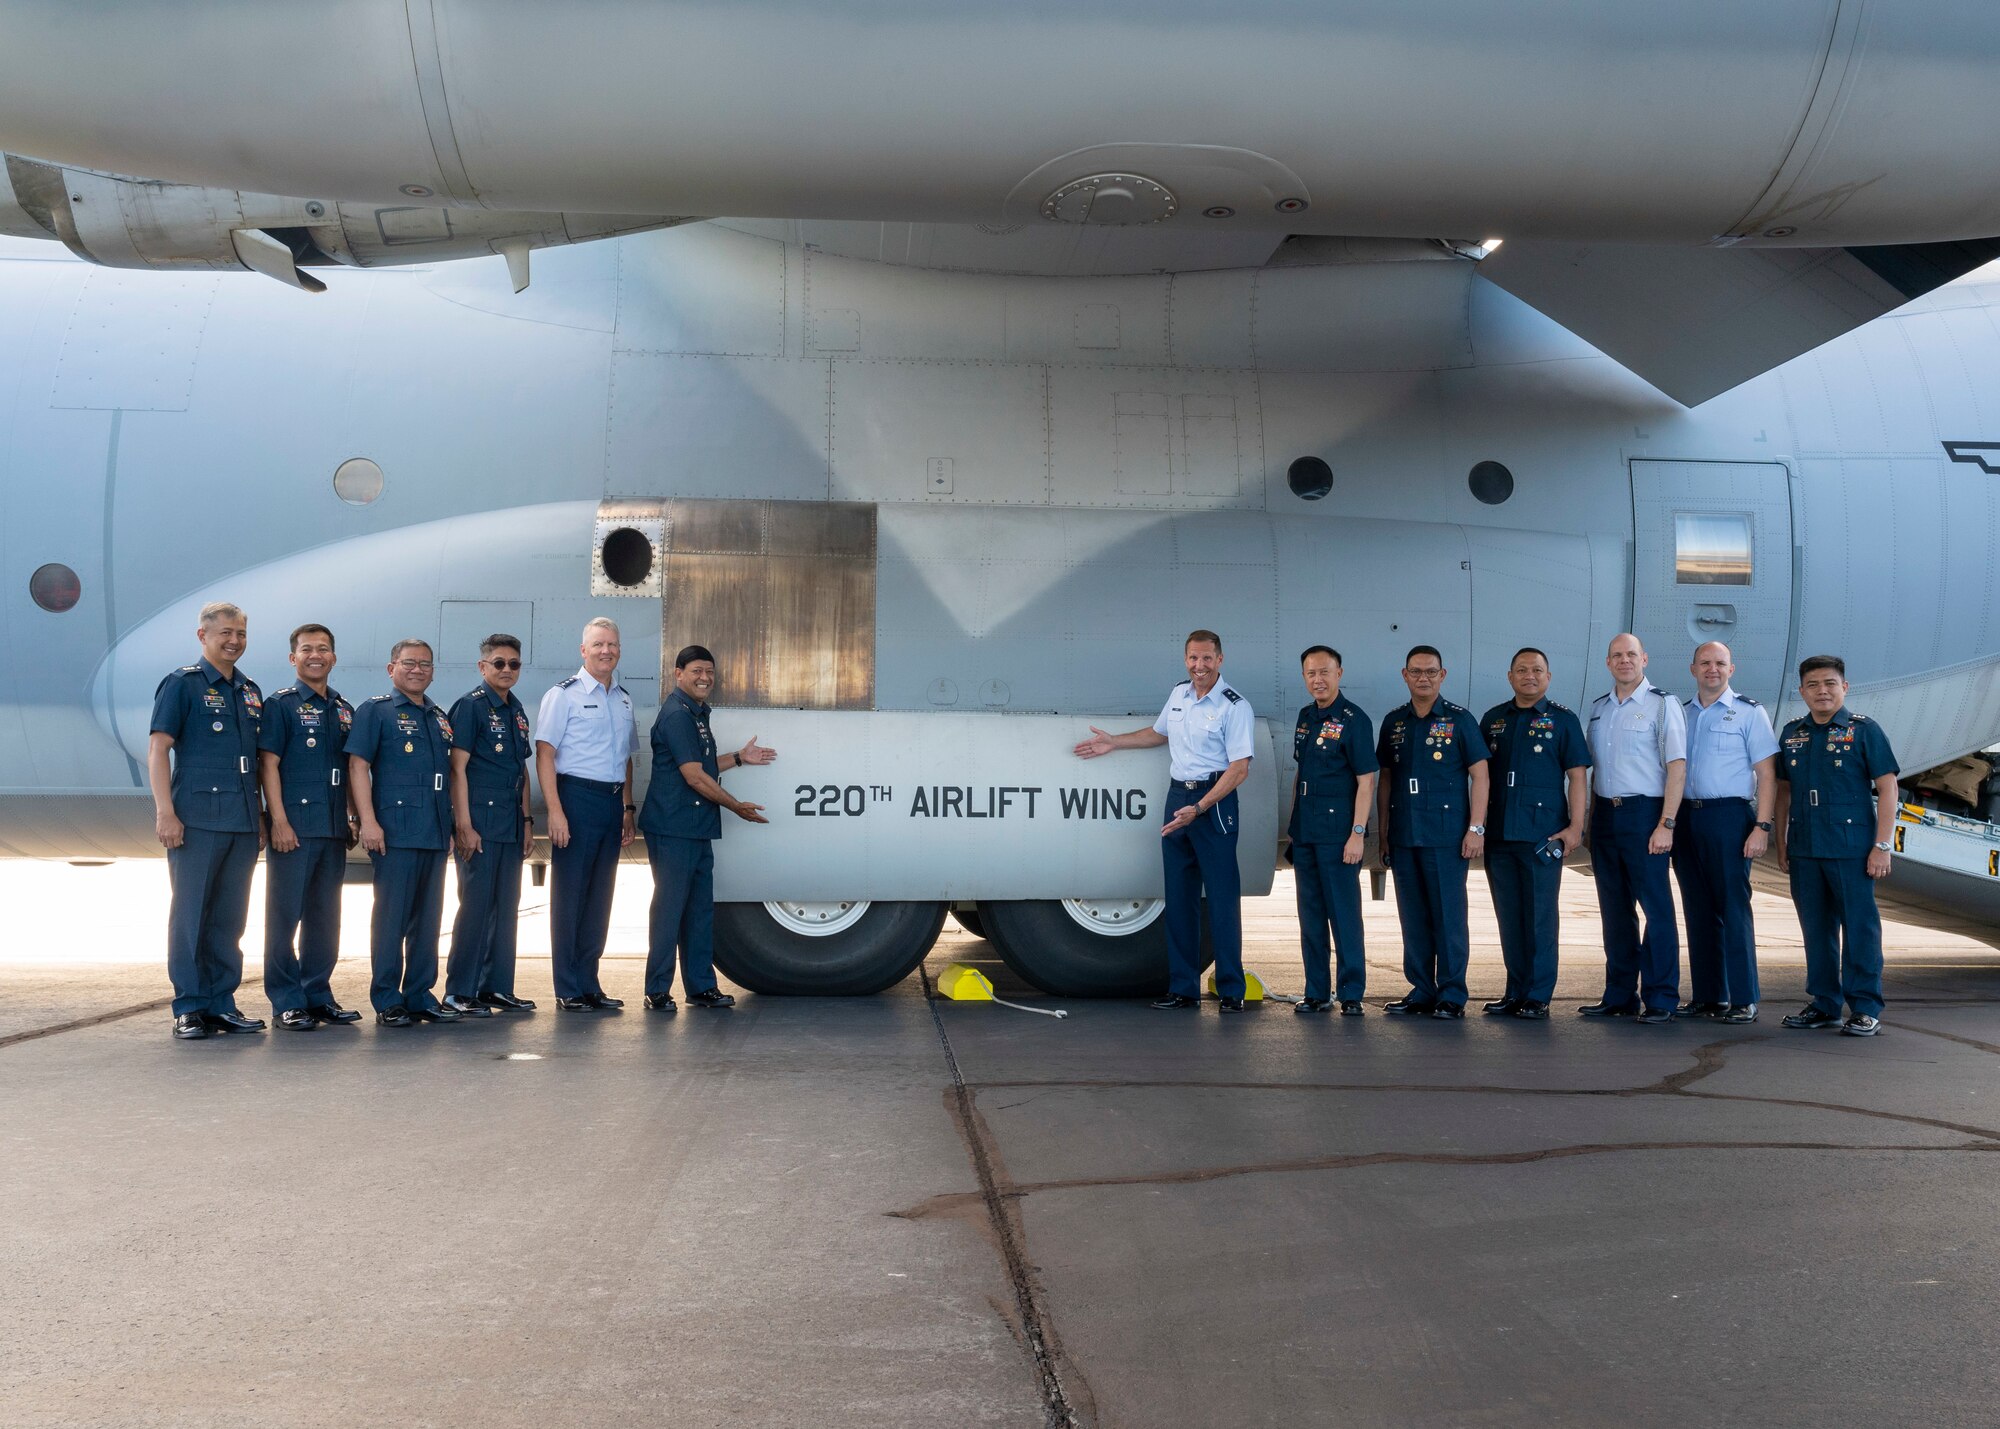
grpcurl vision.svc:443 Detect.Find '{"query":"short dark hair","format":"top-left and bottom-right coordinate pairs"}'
top-left (1185, 629), bottom-right (1222, 653)
top-left (1299, 645), bottom-right (1342, 667)
top-left (1510, 647), bottom-right (1548, 668)
top-left (674, 644), bottom-right (717, 670)
top-left (289, 623), bottom-right (334, 653)
top-left (388, 638), bottom-right (432, 663)
top-left (1405, 644), bottom-right (1444, 667)
top-left (480, 633), bottom-right (522, 658)
top-left (1799, 654), bottom-right (1846, 681)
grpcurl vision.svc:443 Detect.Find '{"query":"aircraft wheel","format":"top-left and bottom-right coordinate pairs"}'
top-left (979, 897), bottom-right (1212, 998)
top-left (713, 899), bottom-right (948, 996)
top-left (951, 907), bottom-right (988, 940)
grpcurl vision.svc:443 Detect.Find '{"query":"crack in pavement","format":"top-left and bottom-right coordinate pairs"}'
top-left (0, 997), bottom-right (170, 1051)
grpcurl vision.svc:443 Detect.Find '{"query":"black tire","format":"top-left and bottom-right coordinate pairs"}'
top-left (951, 907), bottom-right (988, 940)
top-left (713, 900), bottom-right (948, 996)
top-left (979, 899), bottom-right (1213, 999)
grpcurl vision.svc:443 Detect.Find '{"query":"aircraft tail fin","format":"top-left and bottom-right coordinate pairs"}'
top-left (1476, 237), bottom-right (2000, 406)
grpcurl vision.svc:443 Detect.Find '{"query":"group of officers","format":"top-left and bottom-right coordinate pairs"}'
top-left (151, 603), bottom-right (1901, 1043)
top-left (149, 604), bottom-right (771, 1038)
top-left (1079, 629), bottom-right (1900, 1038)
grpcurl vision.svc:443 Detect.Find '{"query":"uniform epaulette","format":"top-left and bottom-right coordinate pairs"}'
top-left (1851, 712), bottom-right (1871, 722)
top-left (1550, 701), bottom-right (1571, 712)
top-left (179, 664), bottom-right (201, 674)
top-left (1591, 691), bottom-right (1611, 702)
top-left (272, 685), bottom-right (298, 699)
top-left (1738, 695), bottom-right (1761, 705)
top-left (465, 686), bottom-right (487, 701)
top-left (1222, 687), bottom-right (1242, 703)
top-left (368, 693), bottom-right (392, 702)
top-left (558, 675), bottom-right (580, 688)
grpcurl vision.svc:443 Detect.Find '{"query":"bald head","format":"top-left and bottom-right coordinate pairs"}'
top-left (1606, 632), bottom-right (1647, 694)
top-left (1691, 640), bottom-right (1735, 700)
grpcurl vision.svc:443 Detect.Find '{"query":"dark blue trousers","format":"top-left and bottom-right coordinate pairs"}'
top-left (1590, 796), bottom-right (1680, 1013)
top-left (1486, 839), bottom-right (1562, 1004)
top-left (1672, 798), bottom-right (1759, 1007)
top-left (165, 827), bottom-right (258, 1017)
top-left (367, 846), bottom-right (446, 1013)
top-left (1293, 841), bottom-right (1365, 1002)
top-left (645, 834), bottom-right (718, 997)
top-left (446, 841), bottom-right (524, 999)
top-left (1162, 784), bottom-right (1242, 999)
top-left (1390, 844), bottom-right (1470, 1007)
top-left (263, 836), bottom-right (345, 1013)
top-left (1789, 855), bottom-right (1885, 1018)
top-left (551, 775), bottom-right (624, 1001)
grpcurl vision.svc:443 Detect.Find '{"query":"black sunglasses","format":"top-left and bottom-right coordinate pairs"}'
top-left (485, 658), bottom-right (523, 670)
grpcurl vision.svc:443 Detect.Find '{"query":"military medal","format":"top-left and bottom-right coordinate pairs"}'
top-left (211, 720), bottom-right (223, 732)
top-left (495, 742), bottom-right (505, 752)
top-left (1433, 750), bottom-right (1443, 760)
top-left (1533, 744), bottom-right (1543, 753)
top-left (306, 737), bottom-right (316, 747)
top-left (404, 741), bottom-right (415, 753)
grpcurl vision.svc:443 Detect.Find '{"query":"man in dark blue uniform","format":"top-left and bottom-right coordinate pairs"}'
top-left (637, 644), bottom-right (777, 1010)
top-left (1375, 645), bottom-right (1490, 1018)
top-left (1581, 633), bottom-right (1688, 1024)
top-left (347, 639), bottom-right (460, 1027)
top-left (1673, 641), bottom-right (1779, 1023)
top-left (1287, 645), bottom-right (1377, 1015)
top-left (444, 634), bottom-right (536, 1016)
top-left (257, 622), bottom-right (360, 1031)
top-left (1075, 630), bottom-right (1257, 1012)
top-left (1775, 654), bottom-right (1900, 1037)
top-left (148, 601), bottom-right (268, 1040)
top-left (1479, 648), bottom-right (1590, 1019)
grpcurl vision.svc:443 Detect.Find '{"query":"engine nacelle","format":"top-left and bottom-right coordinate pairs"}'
top-left (0, 153), bottom-right (688, 291)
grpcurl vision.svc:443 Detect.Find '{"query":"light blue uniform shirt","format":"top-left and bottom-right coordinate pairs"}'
top-left (1152, 678), bottom-right (1256, 779)
top-left (534, 667), bottom-right (637, 781)
top-left (1682, 687), bottom-right (1779, 800)
top-left (1585, 678), bottom-right (1688, 798)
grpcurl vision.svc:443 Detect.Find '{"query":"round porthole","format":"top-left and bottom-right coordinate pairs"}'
top-left (600, 527), bottom-right (654, 587)
top-left (1468, 460), bottom-right (1515, 505)
top-left (1287, 456), bottom-right (1333, 501)
top-left (333, 457), bottom-right (385, 506)
top-left (29, 563), bottom-right (80, 612)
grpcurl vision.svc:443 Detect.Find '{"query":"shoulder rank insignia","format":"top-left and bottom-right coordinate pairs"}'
top-left (558, 675), bottom-right (580, 688)
top-left (1222, 687), bottom-right (1242, 704)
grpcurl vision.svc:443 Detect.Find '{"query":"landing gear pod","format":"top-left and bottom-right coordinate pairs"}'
top-left (712, 900), bottom-right (947, 996)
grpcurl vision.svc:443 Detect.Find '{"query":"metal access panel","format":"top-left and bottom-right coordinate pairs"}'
top-left (657, 499), bottom-right (876, 709)
top-left (1630, 460), bottom-right (1794, 705)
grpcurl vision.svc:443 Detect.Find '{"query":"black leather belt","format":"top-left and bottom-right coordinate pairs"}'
top-left (1686, 796), bottom-right (1750, 808)
top-left (1594, 794), bottom-right (1662, 807)
top-left (1177, 772), bottom-right (1223, 791)
top-left (556, 774), bottom-right (623, 793)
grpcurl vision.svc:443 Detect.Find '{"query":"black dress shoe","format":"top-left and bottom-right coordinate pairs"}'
top-left (1338, 1000), bottom-right (1365, 1016)
top-left (1482, 997), bottom-right (1521, 1015)
top-left (1293, 997), bottom-right (1331, 1014)
top-left (172, 1012), bottom-right (209, 1040)
top-left (482, 992), bottom-right (537, 1011)
top-left (442, 994), bottom-right (494, 1017)
top-left (644, 993), bottom-right (677, 1011)
top-left (686, 989), bottom-right (736, 1009)
top-left (588, 994), bottom-right (625, 1010)
top-left (1512, 1001), bottom-right (1551, 1019)
top-left (203, 1009), bottom-right (267, 1033)
top-left (1635, 1005), bottom-right (1676, 1024)
top-left (409, 1004), bottom-right (462, 1023)
top-left (1781, 1005), bottom-right (1843, 1030)
top-left (1672, 1001), bottom-right (1727, 1019)
top-left (556, 997), bottom-right (596, 1012)
top-left (1217, 996), bottom-right (1245, 1013)
top-left (1577, 1001), bottom-right (1640, 1017)
top-left (376, 1006), bottom-right (413, 1027)
top-left (278, 1009), bottom-right (320, 1031)
top-left (1430, 1002), bottom-right (1466, 1020)
top-left (1382, 997), bottom-right (1435, 1016)
top-left (310, 1002), bottom-right (362, 1024)
top-left (1717, 1002), bottom-right (1758, 1024)
top-left (1150, 994), bottom-right (1199, 1010)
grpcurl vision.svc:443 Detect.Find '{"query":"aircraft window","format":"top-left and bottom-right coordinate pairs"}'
top-left (1675, 512), bottom-right (1753, 585)
top-left (600, 527), bottom-right (654, 587)
top-left (333, 457), bottom-right (385, 505)
top-left (1468, 461), bottom-right (1514, 504)
top-left (29, 563), bottom-right (80, 613)
top-left (1287, 456), bottom-right (1333, 500)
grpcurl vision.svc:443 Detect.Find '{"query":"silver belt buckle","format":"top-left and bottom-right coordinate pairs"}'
top-left (1809, 789), bottom-right (1819, 806)
top-left (238, 755), bottom-right (249, 774)
top-left (1407, 778), bottom-right (1419, 795)
top-left (330, 768), bottom-right (341, 787)
top-left (433, 773), bottom-right (445, 791)
top-left (1183, 779), bottom-right (1199, 790)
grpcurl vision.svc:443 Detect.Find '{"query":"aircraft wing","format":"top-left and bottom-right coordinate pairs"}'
top-left (1476, 237), bottom-right (2000, 406)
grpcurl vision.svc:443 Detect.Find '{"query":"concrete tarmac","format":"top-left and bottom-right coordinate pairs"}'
top-left (3, 860), bottom-right (1998, 1427)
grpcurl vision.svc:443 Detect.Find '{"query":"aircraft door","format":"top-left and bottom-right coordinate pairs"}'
top-left (1630, 460), bottom-right (1793, 704)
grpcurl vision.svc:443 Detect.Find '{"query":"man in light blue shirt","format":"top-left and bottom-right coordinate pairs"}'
top-left (1580, 633), bottom-right (1687, 1023)
top-left (1075, 630), bottom-right (1256, 1011)
top-left (1673, 641), bottom-right (1778, 1022)
top-left (535, 617), bottom-right (639, 1010)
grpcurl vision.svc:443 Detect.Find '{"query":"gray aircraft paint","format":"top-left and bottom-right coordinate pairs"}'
top-left (3, 223), bottom-right (2000, 908)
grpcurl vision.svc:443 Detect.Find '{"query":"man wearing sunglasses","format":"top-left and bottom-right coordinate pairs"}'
top-left (444, 634), bottom-right (537, 1015)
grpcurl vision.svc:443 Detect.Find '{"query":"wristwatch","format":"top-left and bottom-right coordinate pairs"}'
top-left (1661, 817), bottom-right (1676, 830)
top-left (1873, 840), bottom-right (1893, 852)
top-left (1350, 824), bottom-right (1367, 836)
top-left (1755, 819), bottom-right (1773, 832)
top-left (1468, 823), bottom-right (1486, 836)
